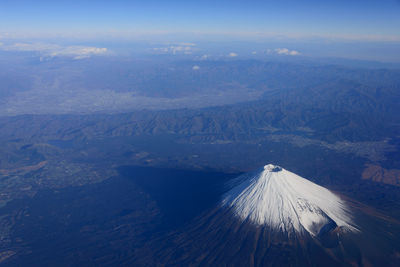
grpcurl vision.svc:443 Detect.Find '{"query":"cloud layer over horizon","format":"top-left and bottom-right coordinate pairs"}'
top-left (0, 42), bottom-right (108, 59)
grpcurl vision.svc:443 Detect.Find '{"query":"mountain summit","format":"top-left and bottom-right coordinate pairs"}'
top-left (222, 164), bottom-right (357, 236)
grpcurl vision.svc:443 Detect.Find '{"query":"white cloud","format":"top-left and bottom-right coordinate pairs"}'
top-left (49, 46), bottom-right (107, 59)
top-left (192, 65), bottom-right (200, 70)
top-left (152, 43), bottom-right (196, 55)
top-left (228, 52), bottom-right (238, 57)
top-left (274, 48), bottom-right (300, 56)
top-left (170, 46), bottom-right (192, 54)
top-left (152, 47), bottom-right (169, 53)
top-left (0, 42), bottom-right (108, 59)
top-left (177, 42), bottom-right (196, 46)
top-left (251, 51), bottom-right (257, 55)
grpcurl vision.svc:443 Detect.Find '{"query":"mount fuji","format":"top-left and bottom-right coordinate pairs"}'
top-left (222, 164), bottom-right (358, 237)
top-left (135, 164), bottom-right (400, 267)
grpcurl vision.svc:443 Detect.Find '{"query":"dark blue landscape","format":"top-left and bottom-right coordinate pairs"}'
top-left (1, 1), bottom-right (400, 266)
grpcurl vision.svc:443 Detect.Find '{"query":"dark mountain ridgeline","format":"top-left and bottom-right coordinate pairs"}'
top-left (0, 74), bottom-right (398, 144)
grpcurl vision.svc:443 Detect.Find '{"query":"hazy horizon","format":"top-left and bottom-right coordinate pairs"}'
top-left (1, 0), bottom-right (400, 62)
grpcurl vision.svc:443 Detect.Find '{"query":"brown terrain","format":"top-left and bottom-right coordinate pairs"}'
top-left (362, 164), bottom-right (400, 186)
top-left (0, 161), bottom-right (47, 175)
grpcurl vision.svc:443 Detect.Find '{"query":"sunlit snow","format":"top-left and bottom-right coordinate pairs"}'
top-left (222, 164), bottom-right (358, 236)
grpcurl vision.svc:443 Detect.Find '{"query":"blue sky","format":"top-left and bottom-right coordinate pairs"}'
top-left (1, 0), bottom-right (399, 40)
top-left (1, 0), bottom-right (400, 62)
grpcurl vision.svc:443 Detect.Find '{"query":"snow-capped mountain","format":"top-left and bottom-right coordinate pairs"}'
top-left (136, 164), bottom-right (400, 267)
top-left (222, 164), bottom-right (358, 236)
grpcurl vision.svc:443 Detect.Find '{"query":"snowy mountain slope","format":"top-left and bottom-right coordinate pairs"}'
top-left (222, 164), bottom-right (358, 236)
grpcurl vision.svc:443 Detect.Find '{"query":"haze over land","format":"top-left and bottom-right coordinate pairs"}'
top-left (0, 0), bottom-right (400, 266)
